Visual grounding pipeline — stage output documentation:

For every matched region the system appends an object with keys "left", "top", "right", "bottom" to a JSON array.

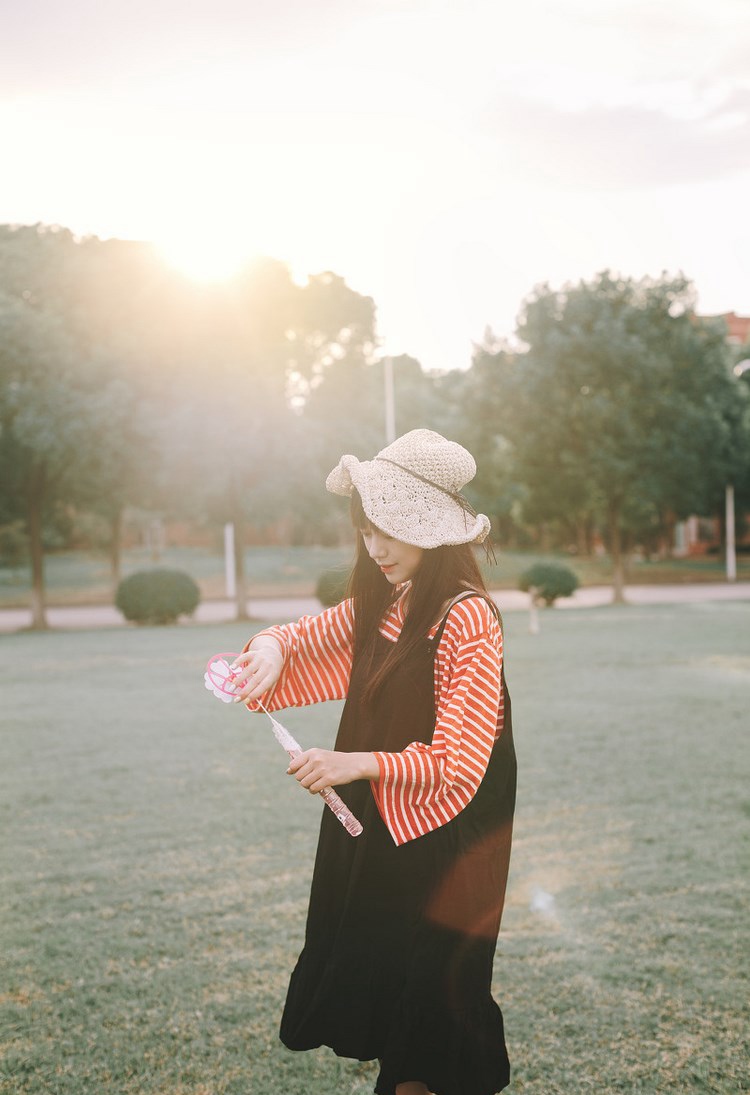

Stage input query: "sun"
[{"left": 157, "top": 233, "right": 255, "bottom": 283}]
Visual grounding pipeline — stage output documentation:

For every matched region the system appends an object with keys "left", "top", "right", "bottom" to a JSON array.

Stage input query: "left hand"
[{"left": 287, "top": 749, "right": 378, "bottom": 795}]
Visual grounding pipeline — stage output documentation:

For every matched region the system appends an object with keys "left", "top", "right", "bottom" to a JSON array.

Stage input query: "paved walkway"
[{"left": 2, "top": 582, "right": 749, "bottom": 632}]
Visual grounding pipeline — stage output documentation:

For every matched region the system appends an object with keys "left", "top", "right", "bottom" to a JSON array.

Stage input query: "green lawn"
[
  {"left": 1, "top": 544, "right": 748, "bottom": 609},
  {"left": 1, "top": 604, "right": 749, "bottom": 1093}
]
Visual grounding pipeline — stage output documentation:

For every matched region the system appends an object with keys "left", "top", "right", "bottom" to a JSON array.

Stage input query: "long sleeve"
[
  {"left": 371, "top": 596, "right": 504, "bottom": 845},
  {"left": 242, "top": 598, "right": 355, "bottom": 711}
]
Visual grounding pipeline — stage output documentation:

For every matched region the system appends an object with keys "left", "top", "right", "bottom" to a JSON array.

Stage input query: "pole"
[
  {"left": 384, "top": 356, "right": 396, "bottom": 444},
  {"left": 529, "top": 590, "right": 540, "bottom": 635},
  {"left": 224, "top": 522, "right": 237, "bottom": 598},
  {"left": 725, "top": 485, "right": 736, "bottom": 582},
  {"left": 726, "top": 362, "right": 750, "bottom": 581}
]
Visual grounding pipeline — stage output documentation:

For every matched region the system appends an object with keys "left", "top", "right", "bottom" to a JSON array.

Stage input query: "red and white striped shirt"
[{"left": 244, "top": 591, "right": 505, "bottom": 846}]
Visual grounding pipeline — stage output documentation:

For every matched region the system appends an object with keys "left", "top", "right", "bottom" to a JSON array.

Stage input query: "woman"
[{"left": 231, "top": 429, "right": 516, "bottom": 1095}]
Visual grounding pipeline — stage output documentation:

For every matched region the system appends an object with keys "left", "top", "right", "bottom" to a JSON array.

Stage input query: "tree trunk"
[
  {"left": 661, "top": 511, "right": 677, "bottom": 560},
  {"left": 608, "top": 503, "right": 627, "bottom": 604},
  {"left": 27, "top": 464, "right": 49, "bottom": 630},
  {"left": 148, "top": 518, "right": 164, "bottom": 562},
  {"left": 110, "top": 508, "right": 123, "bottom": 590},
  {"left": 233, "top": 504, "right": 249, "bottom": 622},
  {"left": 622, "top": 529, "right": 634, "bottom": 581}
]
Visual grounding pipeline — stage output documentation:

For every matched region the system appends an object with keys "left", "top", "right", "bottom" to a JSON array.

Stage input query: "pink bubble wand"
[{"left": 204, "top": 654, "right": 363, "bottom": 838}]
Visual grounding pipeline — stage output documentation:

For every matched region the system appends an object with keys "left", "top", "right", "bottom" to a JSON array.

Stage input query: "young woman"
[{"left": 231, "top": 429, "right": 517, "bottom": 1095}]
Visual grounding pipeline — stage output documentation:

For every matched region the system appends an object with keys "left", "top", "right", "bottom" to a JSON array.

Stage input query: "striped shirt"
[{"left": 245, "top": 591, "right": 505, "bottom": 846}]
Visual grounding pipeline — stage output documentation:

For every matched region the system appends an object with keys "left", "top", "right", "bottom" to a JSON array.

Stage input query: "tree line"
[{"left": 1, "top": 223, "right": 748, "bottom": 627}]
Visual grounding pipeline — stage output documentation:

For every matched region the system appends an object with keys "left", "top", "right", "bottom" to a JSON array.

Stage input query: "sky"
[{"left": 2, "top": 0, "right": 749, "bottom": 372}]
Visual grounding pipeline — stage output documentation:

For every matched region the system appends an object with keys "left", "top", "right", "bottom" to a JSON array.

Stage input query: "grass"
[
  {"left": 1, "top": 603, "right": 749, "bottom": 1093},
  {"left": 1, "top": 544, "right": 748, "bottom": 609}
]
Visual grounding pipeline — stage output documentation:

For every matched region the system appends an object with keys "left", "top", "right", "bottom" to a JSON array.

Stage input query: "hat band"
[{"left": 374, "top": 457, "right": 478, "bottom": 529}]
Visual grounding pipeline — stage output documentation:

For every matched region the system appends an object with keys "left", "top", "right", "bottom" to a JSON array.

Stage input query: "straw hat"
[{"left": 326, "top": 429, "right": 491, "bottom": 549}]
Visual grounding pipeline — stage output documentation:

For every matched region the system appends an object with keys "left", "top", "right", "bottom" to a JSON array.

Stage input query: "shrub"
[
  {"left": 519, "top": 562, "right": 579, "bottom": 606},
  {"left": 116, "top": 568, "right": 200, "bottom": 625},
  {"left": 316, "top": 566, "right": 350, "bottom": 607}
]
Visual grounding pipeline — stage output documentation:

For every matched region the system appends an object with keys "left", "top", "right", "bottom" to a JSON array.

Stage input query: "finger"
[
  {"left": 292, "top": 762, "right": 320, "bottom": 790},
  {"left": 287, "top": 753, "right": 306, "bottom": 774},
  {"left": 230, "top": 663, "right": 255, "bottom": 688},
  {"left": 243, "top": 674, "right": 275, "bottom": 701},
  {"left": 229, "top": 652, "right": 252, "bottom": 669},
  {"left": 300, "top": 774, "right": 324, "bottom": 794},
  {"left": 233, "top": 665, "right": 270, "bottom": 700},
  {"left": 243, "top": 654, "right": 268, "bottom": 678}
]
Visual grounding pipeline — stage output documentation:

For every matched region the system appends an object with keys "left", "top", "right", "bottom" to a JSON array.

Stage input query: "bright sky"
[{"left": 2, "top": 0, "right": 749, "bottom": 371}]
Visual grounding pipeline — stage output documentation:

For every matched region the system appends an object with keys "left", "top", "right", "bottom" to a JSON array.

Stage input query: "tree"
[
  {"left": 488, "top": 272, "right": 737, "bottom": 601},
  {"left": 159, "top": 262, "right": 379, "bottom": 616},
  {"left": 451, "top": 339, "right": 528, "bottom": 546},
  {"left": 0, "top": 292, "right": 126, "bottom": 627},
  {"left": 722, "top": 341, "right": 750, "bottom": 542},
  {"left": 0, "top": 226, "right": 165, "bottom": 617}
]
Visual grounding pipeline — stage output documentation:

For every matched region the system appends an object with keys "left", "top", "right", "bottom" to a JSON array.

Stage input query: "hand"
[
  {"left": 230, "top": 637, "right": 284, "bottom": 703},
  {"left": 287, "top": 749, "right": 379, "bottom": 795}
]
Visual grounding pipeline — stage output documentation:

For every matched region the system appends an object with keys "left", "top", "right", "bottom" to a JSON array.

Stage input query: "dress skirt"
[{"left": 280, "top": 606, "right": 516, "bottom": 1095}]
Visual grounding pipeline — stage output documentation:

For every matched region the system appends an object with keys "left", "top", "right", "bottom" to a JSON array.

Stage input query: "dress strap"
[
  {"left": 428, "top": 590, "right": 508, "bottom": 743},
  {"left": 429, "top": 589, "right": 503, "bottom": 650}
]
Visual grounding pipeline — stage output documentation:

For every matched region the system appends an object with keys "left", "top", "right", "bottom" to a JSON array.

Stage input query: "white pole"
[
  {"left": 224, "top": 522, "right": 237, "bottom": 598},
  {"left": 384, "top": 356, "right": 396, "bottom": 444},
  {"left": 726, "top": 362, "right": 750, "bottom": 581},
  {"left": 725, "top": 485, "right": 736, "bottom": 582},
  {"left": 529, "top": 591, "right": 540, "bottom": 635}
]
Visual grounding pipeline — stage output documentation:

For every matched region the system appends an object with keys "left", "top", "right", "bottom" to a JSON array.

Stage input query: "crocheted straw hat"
[{"left": 326, "top": 429, "right": 491, "bottom": 549}]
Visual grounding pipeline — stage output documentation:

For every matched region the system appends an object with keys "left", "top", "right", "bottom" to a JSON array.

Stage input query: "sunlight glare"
[{"left": 157, "top": 233, "right": 256, "bottom": 282}]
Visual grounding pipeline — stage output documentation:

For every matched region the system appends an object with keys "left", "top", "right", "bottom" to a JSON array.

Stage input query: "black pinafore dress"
[{"left": 280, "top": 595, "right": 517, "bottom": 1095}]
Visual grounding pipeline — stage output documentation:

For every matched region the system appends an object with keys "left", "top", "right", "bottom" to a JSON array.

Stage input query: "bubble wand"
[{"left": 204, "top": 654, "right": 363, "bottom": 838}]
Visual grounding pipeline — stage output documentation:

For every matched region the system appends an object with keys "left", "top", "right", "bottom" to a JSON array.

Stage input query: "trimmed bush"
[
  {"left": 315, "top": 566, "right": 350, "bottom": 607},
  {"left": 519, "top": 562, "right": 579, "bottom": 606},
  {"left": 116, "top": 568, "right": 200, "bottom": 625}
]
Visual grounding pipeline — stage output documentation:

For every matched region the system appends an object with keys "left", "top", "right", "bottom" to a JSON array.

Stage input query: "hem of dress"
[{"left": 281, "top": 1036, "right": 510, "bottom": 1095}]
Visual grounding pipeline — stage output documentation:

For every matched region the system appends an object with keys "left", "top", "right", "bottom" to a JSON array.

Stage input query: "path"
[{"left": 1, "top": 582, "right": 749, "bottom": 633}]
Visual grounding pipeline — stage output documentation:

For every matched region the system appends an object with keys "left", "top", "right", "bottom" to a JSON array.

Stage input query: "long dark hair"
[{"left": 347, "top": 490, "right": 489, "bottom": 705}]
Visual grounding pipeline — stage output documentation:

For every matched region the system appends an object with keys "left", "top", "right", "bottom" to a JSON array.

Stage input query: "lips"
[{"left": 380, "top": 564, "right": 395, "bottom": 573}]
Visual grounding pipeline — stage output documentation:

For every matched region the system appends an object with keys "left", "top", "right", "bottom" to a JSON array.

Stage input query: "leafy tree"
[
  {"left": 723, "top": 341, "right": 750, "bottom": 535},
  {"left": 285, "top": 271, "right": 377, "bottom": 404},
  {"left": 160, "top": 262, "right": 378, "bottom": 616},
  {"left": 452, "top": 340, "right": 529, "bottom": 546},
  {"left": 0, "top": 226, "right": 165, "bottom": 616},
  {"left": 489, "top": 272, "right": 738, "bottom": 601},
  {"left": 0, "top": 291, "right": 125, "bottom": 627},
  {"left": 296, "top": 351, "right": 450, "bottom": 544},
  {"left": 0, "top": 225, "right": 384, "bottom": 621}
]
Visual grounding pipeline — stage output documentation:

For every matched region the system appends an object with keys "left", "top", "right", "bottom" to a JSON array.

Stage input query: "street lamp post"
[
  {"left": 384, "top": 356, "right": 396, "bottom": 444},
  {"left": 725, "top": 485, "right": 736, "bottom": 581},
  {"left": 726, "top": 360, "right": 750, "bottom": 582}
]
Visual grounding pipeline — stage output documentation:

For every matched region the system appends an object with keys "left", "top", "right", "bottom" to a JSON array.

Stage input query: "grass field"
[
  {"left": 1, "top": 544, "right": 749, "bottom": 609},
  {"left": 1, "top": 602, "right": 749, "bottom": 1094}
]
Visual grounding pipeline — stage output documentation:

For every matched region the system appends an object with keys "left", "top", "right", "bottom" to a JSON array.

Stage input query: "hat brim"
[{"left": 326, "top": 454, "right": 490, "bottom": 548}]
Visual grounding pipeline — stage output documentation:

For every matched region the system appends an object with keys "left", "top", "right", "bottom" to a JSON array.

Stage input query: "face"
[{"left": 361, "top": 524, "right": 424, "bottom": 585}]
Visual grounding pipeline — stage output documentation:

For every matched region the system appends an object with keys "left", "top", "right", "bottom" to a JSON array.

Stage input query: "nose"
[{"left": 367, "top": 531, "right": 388, "bottom": 561}]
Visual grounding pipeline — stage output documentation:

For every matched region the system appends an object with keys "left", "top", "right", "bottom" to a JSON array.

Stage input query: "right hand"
[{"left": 230, "top": 637, "right": 284, "bottom": 703}]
